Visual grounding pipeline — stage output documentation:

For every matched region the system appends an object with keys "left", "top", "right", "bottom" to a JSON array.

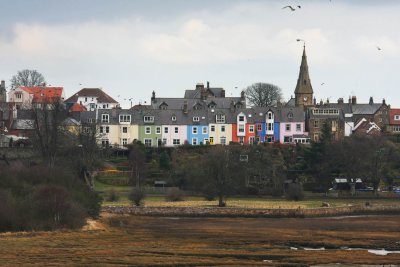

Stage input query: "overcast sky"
[{"left": 1, "top": 0, "right": 400, "bottom": 108}]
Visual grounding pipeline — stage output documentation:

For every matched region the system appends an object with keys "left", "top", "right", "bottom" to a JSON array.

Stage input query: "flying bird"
[
  {"left": 376, "top": 46, "right": 382, "bottom": 51},
  {"left": 297, "top": 5, "right": 301, "bottom": 8},
  {"left": 282, "top": 5, "right": 296, "bottom": 11},
  {"left": 321, "top": 83, "right": 325, "bottom": 85}
]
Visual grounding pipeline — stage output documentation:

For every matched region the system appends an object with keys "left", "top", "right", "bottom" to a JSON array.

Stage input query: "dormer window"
[
  {"left": 171, "top": 116, "right": 176, "bottom": 121},
  {"left": 119, "top": 114, "right": 131, "bottom": 123},
  {"left": 193, "top": 116, "right": 200, "bottom": 122},
  {"left": 267, "top": 112, "right": 273, "bottom": 120},
  {"left": 288, "top": 112, "right": 293, "bottom": 119},
  {"left": 238, "top": 115, "right": 245, "bottom": 122},
  {"left": 216, "top": 114, "right": 225, "bottom": 123},
  {"left": 144, "top": 116, "right": 154, "bottom": 123},
  {"left": 395, "top": 115, "right": 400, "bottom": 120},
  {"left": 101, "top": 114, "right": 109, "bottom": 123}
]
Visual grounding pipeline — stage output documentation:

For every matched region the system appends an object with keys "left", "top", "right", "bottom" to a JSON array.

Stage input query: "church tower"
[
  {"left": 0, "top": 80, "right": 6, "bottom": 103},
  {"left": 294, "top": 45, "right": 313, "bottom": 107}
]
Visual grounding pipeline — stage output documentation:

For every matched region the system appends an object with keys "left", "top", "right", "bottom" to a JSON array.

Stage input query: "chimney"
[
  {"left": 1, "top": 80, "right": 5, "bottom": 89},
  {"left": 369, "top": 96, "right": 373, "bottom": 105},
  {"left": 230, "top": 100, "right": 235, "bottom": 112},
  {"left": 382, "top": 98, "right": 386, "bottom": 105},
  {"left": 221, "top": 89, "right": 225, "bottom": 98},
  {"left": 351, "top": 96, "right": 357, "bottom": 104},
  {"left": 338, "top": 98, "right": 344, "bottom": 104},
  {"left": 183, "top": 100, "right": 188, "bottom": 114},
  {"left": 240, "top": 90, "right": 245, "bottom": 101},
  {"left": 320, "top": 99, "right": 323, "bottom": 106},
  {"left": 207, "top": 81, "right": 210, "bottom": 90},
  {"left": 151, "top": 90, "right": 156, "bottom": 103},
  {"left": 314, "top": 97, "right": 316, "bottom": 105},
  {"left": 326, "top": 98, "right": 329, "bottom": 104}
]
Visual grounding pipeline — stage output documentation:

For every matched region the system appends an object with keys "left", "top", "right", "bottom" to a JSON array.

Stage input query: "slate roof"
[
  {"left": 151, "top": 97, "right": 243, "bottom": 110},
  {"left": 64, "top": 88, "right": 118, "bottom": 104},
  {"left": 184, "top": 87, "right": 224, "bottom": 98},
  {"left": 351, "top": 103, "right": 382, "bottom": 115},
  {"left": 276, "top": 107, "right": 305, "bottom": 122}
]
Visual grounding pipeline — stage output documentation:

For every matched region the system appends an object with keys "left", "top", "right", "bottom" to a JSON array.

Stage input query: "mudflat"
[{"left": 0, "top": 213, "right": 399, "bottom": 266}]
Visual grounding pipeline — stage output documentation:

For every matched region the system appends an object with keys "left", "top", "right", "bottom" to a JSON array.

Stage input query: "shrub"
[
  {"left": 107, "top": 188, "right": 120, "bottom": 202},
  {"left": 285, "top": 184, "right": 305, "bottom": 201},
  {"left": 165, "top": 187, "right": 185, "bottom": 202},
  {"left": 129, "top": 188, "right": 146, "bottom": 206}
]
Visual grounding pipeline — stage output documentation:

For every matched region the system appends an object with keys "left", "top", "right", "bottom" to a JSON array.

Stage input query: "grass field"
[{"left": 0, "top": 213, "right": 399, "bottom": 266}]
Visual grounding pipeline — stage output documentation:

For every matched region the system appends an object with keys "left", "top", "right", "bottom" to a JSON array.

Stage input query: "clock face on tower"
[{"left": 303, "top": 96, "right": 308, "bottom": 102}]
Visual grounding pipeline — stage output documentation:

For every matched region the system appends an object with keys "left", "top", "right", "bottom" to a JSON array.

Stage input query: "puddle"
[{"left": 291, "top": 246, "right": 400, "bottom": 256}]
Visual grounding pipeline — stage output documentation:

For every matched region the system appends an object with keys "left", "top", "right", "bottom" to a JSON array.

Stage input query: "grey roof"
[
  {"left": 351, "top": 104, "right": 382, "bottom": 115},
  {"left": 285, "top": 97, "right": 296, "bottom": 107},
  {"left": 151, "top": 97, "right": 243, "bottom": 110},
  {"left": 207, "top": 108, "right": 237, "bottom": 124},
  {"left": 69, "top": 111, "right": 96, "bottom": 123},
  {"left": 184, "top": 87, "right": 225, "bottom": 98},
  {"left": 0, "top": 103, "right": 11, "bottom": 120},
  {"left": 276, "top": 107, "right": 305, "bottom": 122}
]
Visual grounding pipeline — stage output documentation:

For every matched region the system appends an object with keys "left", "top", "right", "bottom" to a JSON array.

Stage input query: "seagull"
[
  {"left": 282, "top": 5, "right": 296, "bottom": 11},
  {"left": 376, "top": 46, "right": 382, "bottom": 51},
  {"left": 321, "top": 83, "right": 325, "bottom": 85},
  {"left": 297, "top": 5, "right": 301, "bottom": 8}
]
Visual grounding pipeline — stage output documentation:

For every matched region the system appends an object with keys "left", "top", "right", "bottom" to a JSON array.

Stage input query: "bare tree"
[
  {"left": 10, "top": 69, "right": 46, "bottom": 89},
  {"left": 128, "top": 140, "right": 146, "bottom": 187},
  {"left": 245, "top": 83, "right": 283, "bottom": 107}
]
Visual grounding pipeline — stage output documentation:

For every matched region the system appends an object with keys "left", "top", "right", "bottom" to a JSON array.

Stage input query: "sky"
[{"left": 1, "top": 0, "right": 400, "bottom": 108}]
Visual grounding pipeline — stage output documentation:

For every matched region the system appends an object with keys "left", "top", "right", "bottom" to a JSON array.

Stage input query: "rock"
[{"left": 321, "top": 202, "right": 330, "bottom": 207}]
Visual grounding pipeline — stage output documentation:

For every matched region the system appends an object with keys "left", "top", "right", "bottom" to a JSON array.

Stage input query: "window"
[
  {"left": 100, "top": 126, "right": 109, "bottom": 133},
  {"left": 122, "top": 138, "right": 128, "bottom": 145},
  {"left": 211, "top": 125, "right": 215, "bottom": 132},
  {"left": 122, "top": 127, "right": 128, "bottom": 133},
  {"left": 202, "top": 127, "right": 208, "bottom": 134},
  {"left": 221, "top": 125, "right": 225, "bottom": 132},
  {"left": 284, "top": 136, "right": 292, "bottom": 143},
  {"left": 172, "top": 116, "right": 176, "bottom": 121},
  {"left": 267, "top": 123, "right": 273, "bottom": 131},
  {"left": 173, "top": 139, "right": 180, "bottom": 145},
  {"left": 216, "top": 114, "right": 225, "bottom": 123},
  {"left": 164, "top": 127, "right": 168, "bottom": 133},
  {"left": 144, "top": 116, "right": 154, "bottom": 123},
  {"left": 101, "top": 139, "right": 109, "bottom": 147},
  {"left": 16, "top": 93, "right": 22, "bottom": 99},
  {"left": 239, "top": 136, "right": 244, "bottom": 145},
  {"left": 162, "top": 138, "right": 167, "bottom": 145},
  {"left": 296, "top": 124, "right": 301, "bottom": 132},
  {"left": 156, "top": 127, "right": 161, "bottom": 134},
  {"left": 119, "top": 115, "right": 131, "bottom": 123},
  {"left": 267, "top": 112, "right": 273, "bottom": 120},
  {"left": 249, "top": 136, "right": 255, "bottom": 144},
  {"left": 144, "top": 138, "right": 152, "bottom": 147},
  {"left": 285, "top": 124, "right": 291, "bottom": 131},
  {"left": 238, "top": 115, "right": 245, "bottom": 122},
  {"left": 249, "top": 125, "right": 254, "bottom": 133},
  {"left": 192, "top": 127, "right": 198, "bottom": 134},
  {"left": 174, "top": 127, "right": 179, "bottom": 133},
  {"left": 314, "top": 120, "right": 319, "bottom": 128},
  {"left": 395, "top": 115, "right": 400, "bottom": 120},
  {"left": 101, "top": 114, "right": 109, "bottom": 123},
  {"left": 103, "top": 104, "right": 106, "bottom": 109},
  {"left": 393, "top": 125, "right": 400, "bottom": 132},
  {"left": 192, "top": 138, "right": 198, "bottom": 145},
  {"left": 87, "top": 118, "right": 94, "bottom": 123},
  {"left": 193, "top": 116, "right": 200, "bottom": 122},
  {"left": 257, "top": 124, "right": 262, "bottom": 131},
  {"left": 85, "top": 97, "right": 87, "bottom": 102},
  {"left": 83, "top": 127, "right": 91, "bottom": 134},
  {"left": 209, "top": 137, "right": 214, "bottom": 144},
  {"left": 238, "top": 125, "right": 245, "bottom": 133},
  {"left": 204, "top": 138, "right": 209, "bottom": 144},
  {"left": 288, "top": 113, "right": 293, "bottom": 119},
  {"left": 220, "top": 137, "right": 226, "bottom": 145},
  {"left": 313, "top": 134, "right": 319, "bottom": 142},
  {"left": 266, "top": 136, "right": 274, "bottom": 143},
  {"left": 145, "top": 126, "right": 151, "bottom": 134}
]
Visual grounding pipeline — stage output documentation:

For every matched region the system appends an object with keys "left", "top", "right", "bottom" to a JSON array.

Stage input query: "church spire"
[{"left": 294, "top": 45, "right": 313, "bottom": 106}]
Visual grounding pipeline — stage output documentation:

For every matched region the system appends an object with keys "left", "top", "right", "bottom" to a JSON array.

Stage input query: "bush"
[
  {"left": 165, "top": 187, "right": 185, "bottom": 202},
  {"left": 129, "top": 188, "right": 146, "bottom": 206},
  {"left": 285, "top": 184, "right": 305, "bottom": 201},
  {"left": 107, "top": 188, "right": 120, "bottom": 202}
]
